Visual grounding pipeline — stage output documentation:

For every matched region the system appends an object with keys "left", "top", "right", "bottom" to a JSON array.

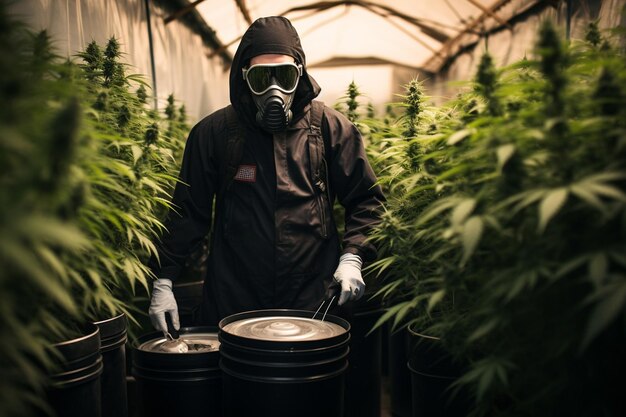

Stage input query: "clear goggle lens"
[{"left": 243, "top": 62, "right": 302, "bottom": 95}]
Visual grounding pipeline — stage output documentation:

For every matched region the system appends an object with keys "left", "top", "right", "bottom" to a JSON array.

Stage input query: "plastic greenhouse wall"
[
  {"left": 430, "top": 0, "right": 626, "bottom": 100},
  {"left": 8, "top": 0, "right": 230, "bottom": 122}
]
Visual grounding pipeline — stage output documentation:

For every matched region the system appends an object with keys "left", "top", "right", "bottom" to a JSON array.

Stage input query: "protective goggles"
[{"left": 242, "top": 62, "right": 303, "bottom": 95}]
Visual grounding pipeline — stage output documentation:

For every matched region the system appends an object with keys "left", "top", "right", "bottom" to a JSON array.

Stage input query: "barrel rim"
[
  {"left": 53, "top": 323, "right": 100, "bottom": 349},
  {"left": 218, "top": 344, "right": 350, "bottom": 368},
  {"left": 407, "top": 360, "right": 458, "bottom": 380},
  {"left": 50, "top": 356, "right": 104, "bottom": 388},
  {"left": 218, "top": 309, "right": 351, "bottom": 348},
  {"left": 220, "top": 360, "right": 349, "bottom": 384},
  {"left": 93, "top": 311, "right": 126, "bottom": 327}
]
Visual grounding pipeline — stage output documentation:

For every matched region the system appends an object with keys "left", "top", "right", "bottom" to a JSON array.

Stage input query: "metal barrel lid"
[
  {"left": 221, "top": 315, "right": 347, "bottom": 342},
  {"left": 137, "top": 332, "right": 220, "bottom": 354}
]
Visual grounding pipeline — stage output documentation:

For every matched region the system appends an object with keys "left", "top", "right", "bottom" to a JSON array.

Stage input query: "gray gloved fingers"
[
  {"left": 169, "top": 308, "right": 181, "bottom": 331},
  {"left": 338, "top": 283, "right": 365, "bottom": 305},
  {"left": 149, "top": 278, "right": 179, "bottom": 332},
  {"left": 334, "top": 253, "right": 365, "bottom": 305},
  {"left": 338, "top": 279, "right": 351, "bottom": 306},
  {"left": 150, "top": 311, "right": 168, "bottom": 333},
  {"left": 354, "top": 281, "right": 365, "bottom": 301}
]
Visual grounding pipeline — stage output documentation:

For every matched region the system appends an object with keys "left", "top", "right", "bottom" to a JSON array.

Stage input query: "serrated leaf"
[
  {"left": 123, "top": 258, "right": 136, "bottom": 289},
  {"left": 509, "top": 189, "right": 546, "bottom": 213},
  {"left": 20, "top": 217, "right": 90, "bottom": 250},
  {"left": 86, "top": 268, "right": 102, "bottom": 287},
  {"left": 34, "top": 245, "right": 68, "bottom": 284},
  {"left": 393, "top": 300, "right": 417, "bottom": 329},
  {"left": 554, "top": 255, "right": 588, "bottom": 280},
  {"left": 371, "top": 280, "right": 402, "bottom": 300},
  {"left": 581, "top": 281, "right": 626, "bottom": 351},
  {"left": 140, "top": 177, "right": 167, "bottom": 194},
  {"left": 447, "top": 128, "right": 472, "bottom": 145},
  {"left": 427, "top": 289, "right": 446, "bottom": 313},
  {"left": 570, "top": 183, "right": 606, "bottom": 212},
  {"left": 451, "top": 199, "right": 476, "bottom": 227},
  {"left": 584, "top": 183, "right": 626, "bottom": 202},
  {"left": 496, "top": 144, "right": 516, "bottom": 171},
  {"left": 461, "top": 216, "right": 483, "bottom": 265},
  {"left": 468, "top": 319, "right": 499, "bottom": 342},
  {"left": 369, "top": 255, "right": 398, "bottom": 278},
  {"left": 538, "top": 188, "right": 568, "bottom": 233},
  {"left": 134, "top": 230, "right": 159, "bottom": 257},
  {"left": 133, "top": 262, "right": 151, "bottom": 293},
  {"left": 581, "top": 171, "right": 626, "bottom": 183},
  {"left": 417, "top": 198, "right": 461, "bottom": 226},
  {"left": 454, "top": 359, "right": 511, "bottom": 401},
  {"left": 0, "top": 240, "right": 77, "bottom": 314},
  {"left": 370, "top": 301, "right": 414, "bottom": 333},
  {"left": 609, "top": 250, "right": 626, "bottom": 268},
  {"left": 131, "top": 145, "right": 143, "bottom": 164},
  {"left": 588, "top": 253, "right": 608, "bottom": 287}
]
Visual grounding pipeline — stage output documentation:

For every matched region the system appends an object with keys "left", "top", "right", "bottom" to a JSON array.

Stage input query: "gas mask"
[{"left": 243, "top": 62, "right": 303, "bottom": 132}]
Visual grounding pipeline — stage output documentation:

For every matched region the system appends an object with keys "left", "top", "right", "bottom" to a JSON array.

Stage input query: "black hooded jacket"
[{"left": 150, "top": 16, "right": 385, "bottom": 324}]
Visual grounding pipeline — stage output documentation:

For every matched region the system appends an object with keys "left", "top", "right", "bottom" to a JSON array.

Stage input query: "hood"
[{"left": 229, "top": 16, "right": 321, "bottom": 128}]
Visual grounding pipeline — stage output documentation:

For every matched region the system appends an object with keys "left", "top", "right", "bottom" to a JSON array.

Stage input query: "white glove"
[
  {"left": 333, "top": 253, "right": 365, "bottom": 305},
  {"left": 149, "top": 278, "right": 180, "bottom": 332}
]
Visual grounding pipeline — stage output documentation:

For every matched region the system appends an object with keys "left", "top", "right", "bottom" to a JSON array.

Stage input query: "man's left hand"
[{"left": 333, "top": 253, "right": 365, "bottom": 305}]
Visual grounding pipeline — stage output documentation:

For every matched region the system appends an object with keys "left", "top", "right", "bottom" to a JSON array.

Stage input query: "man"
[{"left": 149, "top": 16, "right": 384, "bottom": 332}]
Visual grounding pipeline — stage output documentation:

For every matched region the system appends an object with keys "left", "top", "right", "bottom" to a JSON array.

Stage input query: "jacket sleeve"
[
  {"left": 148, "top": 118, "right": 217, "bottom": 281},
  {"left": 323, "top": 107, "right": 386, "bottom": 263}
]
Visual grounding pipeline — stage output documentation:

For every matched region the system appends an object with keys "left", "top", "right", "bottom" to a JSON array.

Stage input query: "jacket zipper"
[
  {"left": 315, "top": 160, "right": 329, "bottom": 239},
  {"left": 316, "top": 192, "right": 328, "bottom": 239}
]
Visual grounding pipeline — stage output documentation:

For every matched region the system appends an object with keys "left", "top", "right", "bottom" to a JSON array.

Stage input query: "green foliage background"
[
  {"left": 2, "top": 4, "right": 625, "bottom": 416},
  {"left": 358, "top": 21, "right": 626, "bottom": 417},
  {"left": 0, "top": 6, "right": 186, "bottom": 416}
]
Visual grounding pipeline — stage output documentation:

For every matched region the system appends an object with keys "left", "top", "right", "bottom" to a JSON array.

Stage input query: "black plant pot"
[
  {"left": 389, "top": 324, "right": 412, "bottom": 417},
  {"left": 132, "top": 326, "right": 221, "bottom": 417},
  {"left": 344, "top": 294, "right": 384, "bottom": 417},
  {"left": 45, "top": 323, "right": 103, "bottom": 417},
  {"left": 94, "top": 313, "right": 128, "bottom": 417},
  {"left": 219, "top": 309, "right": 350, "bottom": 417},
  {"left": 407, "top": 327, "right": 469, "bottom": 417}
]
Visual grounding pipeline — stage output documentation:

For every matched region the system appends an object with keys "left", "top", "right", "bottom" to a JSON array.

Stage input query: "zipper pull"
[{"left": 315, "top": 179, "right": 326, "bottom": 193}]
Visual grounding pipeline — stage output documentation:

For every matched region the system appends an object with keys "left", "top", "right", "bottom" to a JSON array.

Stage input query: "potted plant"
[
  {"left": 368, "top": 20, "right": 626, "bottom": 417},
  {"left": 0, "top": 8, "right": 186, "bottom": 416}
]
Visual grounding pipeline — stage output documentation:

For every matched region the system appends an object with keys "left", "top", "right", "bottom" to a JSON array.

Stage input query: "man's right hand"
[{"left": 149, "top": 278, "right": 180, "bottom": 332}]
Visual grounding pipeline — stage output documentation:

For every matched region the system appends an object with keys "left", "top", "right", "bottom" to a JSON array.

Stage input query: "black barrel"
[
  {"left": 344, "top": 295, "right": 384, "bottom": 417},
  {"left": 219, "top": 309, "right": 351, "bottom": 417},
  {"left": 132, "top": 326, "right": 221, "bottom": 417},
  {"left": 389, "top": 324, "right": 412, "bottom": 417},
  {"left": 94, "top": 313, "right": 128, "bottom": 417},
  {"left": 407, "top": 327, "right": 469, "bottom": 417},
  {"left": 46, "top": 323, "right": 103, "bottom": 417}
]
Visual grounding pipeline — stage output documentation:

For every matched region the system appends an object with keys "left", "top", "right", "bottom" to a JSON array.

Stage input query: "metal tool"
[{"left": 312, "top": 281, "right": 340, "bottom": 322}]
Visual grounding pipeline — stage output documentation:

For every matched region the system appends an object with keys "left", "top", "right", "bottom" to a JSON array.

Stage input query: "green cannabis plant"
[
  {"left": 368, "top": 21, "right": 626, "bottom": 417},
  {"left": 0, "top": 8, "right": 186, "bottom": 416}
]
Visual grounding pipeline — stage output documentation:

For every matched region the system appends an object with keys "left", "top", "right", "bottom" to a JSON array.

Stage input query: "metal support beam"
[
  {"left": 210, "top": 0, "right": 455, "bottom": 60},
  {"left": 164, "top": 0, "right": 207, "bottom": 25},
  {"left": 281, "top": 1, "right": 453, "bottom": 43},
  {"left": 422, "top": 0, "right": 514, "bottom": 72},
  {"left": 235, "top": 0, "right": 253, "bottom": 25},
  {"left": 144, "top": 0, "right": 158, "bottom": 110},
  {"left": 466, "top": 0, "right": 511, "bottom": 28}
]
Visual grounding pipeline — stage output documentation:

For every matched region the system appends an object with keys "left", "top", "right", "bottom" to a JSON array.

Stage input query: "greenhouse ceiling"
[{"left": 163, "top": 0, "right": 520, "bottom": 72}]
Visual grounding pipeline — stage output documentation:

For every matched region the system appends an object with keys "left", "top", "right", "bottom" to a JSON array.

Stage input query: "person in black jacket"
[{"left": 148, "top": 16, "right": 385, "bottom": 331}]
